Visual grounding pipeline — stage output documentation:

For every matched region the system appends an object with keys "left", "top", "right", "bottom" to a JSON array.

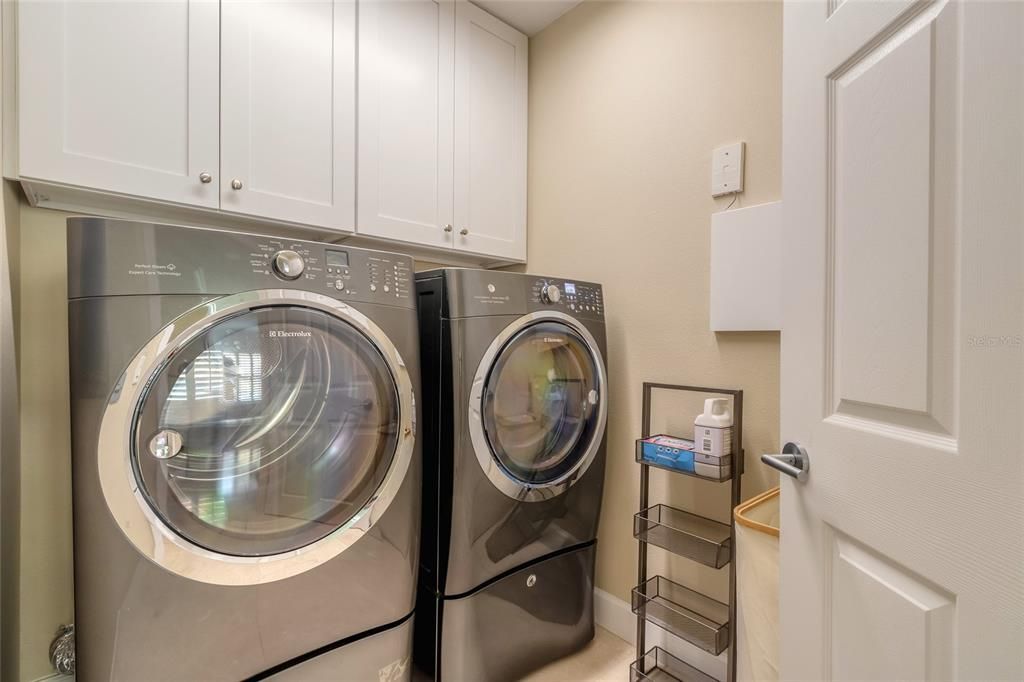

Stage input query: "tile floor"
[
  {"left": 411, "top": 626, "right": 634, "bottom": 681},
  {"left": 520, "top": 627, "right": 634, "bottom": 682}
]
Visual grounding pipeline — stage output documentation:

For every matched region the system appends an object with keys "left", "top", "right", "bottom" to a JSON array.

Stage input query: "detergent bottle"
[{"left": 694, "top": 398, "right": 733, "bottom": 458}]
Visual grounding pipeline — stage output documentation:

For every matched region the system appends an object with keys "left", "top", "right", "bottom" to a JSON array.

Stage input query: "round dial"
[
  {"left": 272, "top": 250, "right": 305, "bottom": 280},
  {"left": 541, "top": 283, "right": 561, "bottom": 304}
]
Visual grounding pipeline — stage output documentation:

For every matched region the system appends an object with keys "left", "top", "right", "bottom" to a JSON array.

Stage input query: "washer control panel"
[
  {"left": 530, "top": 278, "right": 604, "bottom": 318},
  {"left": 540, "top": 283, "right": 561, "bottom": 304},
  {"left": 419, "top": 269, "right": 604, "bottom": 320}
]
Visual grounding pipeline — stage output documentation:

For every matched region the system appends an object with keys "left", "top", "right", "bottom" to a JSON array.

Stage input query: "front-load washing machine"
[
  {"left": 413, "top": 269, "right": 608, "bottom": 681},
  {"left": 67, "top": 217, "right": 420, "bottom": 681}
]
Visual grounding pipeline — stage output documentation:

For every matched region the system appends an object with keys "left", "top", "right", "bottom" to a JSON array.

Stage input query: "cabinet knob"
[
  {"left": 460, "top": 227, "right": 469, "bottom": 236},
  {"left": 199, "top": 172, "right": 213, "bottom": 184},
  {"left": 443, "top": 224, "right": 453, "bottom": 233},
  {"left": 230, "top": 179, "right": 243, "bottom": 190}
]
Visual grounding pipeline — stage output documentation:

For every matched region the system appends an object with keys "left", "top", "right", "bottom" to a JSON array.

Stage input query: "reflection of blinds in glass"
[
  {"left": 166, "top": 349, "right": 262, "bottom": 403},
  {"left": 194, "top": 350, "right": 224, "bottom": 400},
  {"left": 231, "top": 352, "right": 263, "bottom": 402}
]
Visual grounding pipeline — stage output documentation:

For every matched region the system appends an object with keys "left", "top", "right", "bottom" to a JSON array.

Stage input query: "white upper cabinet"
[
  {"left": 453, "top": 2, "right": 527, "bottom": 261},
  {"left": 357, "top": 0, "right": 527, "bottom": 261},
  {"left": 220, "top": 0, "right": 356, "bottom": 231},
  {"left": 358, "top": 0, "right": 455, "bottom": 249},
  {"left": 17, "top": 0, "right": 220, "bottom": 208},
  {"left": 11, "top": 0, "right": 525, "bottom": 260}
]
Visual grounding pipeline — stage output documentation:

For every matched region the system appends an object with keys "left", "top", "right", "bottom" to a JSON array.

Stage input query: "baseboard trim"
[
  {"left": 31, "top": 674, "right": 73, "bottom": 682},
  {"left": 594, "top": 587, "right": 637, "bottom": 645},
  {"left": 594, "top": 588, "right": 728, "bottom": 680}
]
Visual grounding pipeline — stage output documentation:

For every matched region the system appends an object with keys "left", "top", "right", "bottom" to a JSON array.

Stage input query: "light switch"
[{"left": 711, "top": 142, "right": 745, "bottom": 197}]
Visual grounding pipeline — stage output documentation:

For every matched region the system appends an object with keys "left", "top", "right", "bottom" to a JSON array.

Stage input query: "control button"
[
  {"left": 541, "top": 283, "right": 561, "bottom": 304},
  {"left": 383, "top": 285, "right": 390, "bottom": 293},
  {"left": 370, "top": 284, "right": 377, "bottom": 292},
  {"left": 272, "top": 250, "right": 305, "bottom": 280},
  {"left": 334, "top": 279, "right": 344, "bottom": 291}
]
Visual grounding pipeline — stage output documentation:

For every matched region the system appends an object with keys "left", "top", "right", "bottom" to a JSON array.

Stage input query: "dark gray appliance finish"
[
  {"left": 67, "top": 216, "right": 415, "bottom": 304},
  {"left": 430, "top": 545, "right": 595, "bottom": 682},
  {"left": 414, "top": 268, "right": 608, "bottom": 681},
  {"left": 67, "top": 218, "right": 421, "bottom": 681}
]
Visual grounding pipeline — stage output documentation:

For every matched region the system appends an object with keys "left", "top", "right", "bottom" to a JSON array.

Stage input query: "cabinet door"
[
  {"left": 18, "top": 0, "right": 219, "bottom": 208},
  {"left": 358, "top": 0, "right": 455, "bottom": 248},
  {"left": 453, "top": 2, "right": 527, "bottom": 261},
  {"left": 221, "top": 0, "right": 356, "bottom": 231}
]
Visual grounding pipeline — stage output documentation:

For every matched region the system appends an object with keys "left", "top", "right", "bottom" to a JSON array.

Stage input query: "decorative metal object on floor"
[{"left": 49, "top": 623, "right": 75, "bottom": 675}]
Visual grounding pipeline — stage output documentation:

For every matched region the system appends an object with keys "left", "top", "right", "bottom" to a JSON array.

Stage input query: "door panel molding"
[{"left": 824, "top": 0, "right": 959, "bottom": 444}]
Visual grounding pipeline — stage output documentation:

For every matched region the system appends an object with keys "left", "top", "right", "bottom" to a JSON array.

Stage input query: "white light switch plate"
[{"left": 711, "top": 142, "right": 745, "bottom": 197}]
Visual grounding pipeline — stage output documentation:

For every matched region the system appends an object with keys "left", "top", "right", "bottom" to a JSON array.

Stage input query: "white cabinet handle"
[
  {"left": 460, "top": 227, "right": 469, "bottom": 236},
  {"left": 199, "top": 172, "right": 213, "bottom": 184},
  {"left": 230, "top": 179, "right": 243, "bottom": 190},
  {"left": 443, "top": 224, "right": 453, "bottom": 233}
]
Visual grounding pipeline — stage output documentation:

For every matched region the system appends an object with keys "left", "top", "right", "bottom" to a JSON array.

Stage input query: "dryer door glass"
[
  {"left": 131, "top": 306, "right": 400, "bottom": 557},
  {"left": 482, "top": 321, "right": 601, "bottom": 485}
]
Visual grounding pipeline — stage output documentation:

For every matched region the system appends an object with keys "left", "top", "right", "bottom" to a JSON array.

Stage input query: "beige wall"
[
  {"left": 1, "top": 179, "right": 23, "bottom": 682},
  {"left": 6, "top": 199, "right": 74, "bottom": 682},
  {"left": 527, "top": 0, "right": 782, "bottom": 603}
]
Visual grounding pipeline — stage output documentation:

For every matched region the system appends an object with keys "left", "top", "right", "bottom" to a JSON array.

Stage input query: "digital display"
[
  {"left": 326, "top": 250, "right": 349, "bottom": 268},
  {"left": 564, "top": 282, "right": 577, "bottom": 295}
]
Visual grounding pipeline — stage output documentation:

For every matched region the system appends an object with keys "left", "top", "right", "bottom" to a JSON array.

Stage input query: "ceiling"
[{"left": 472, "top": 0, "right": 584, "bottom": 36}]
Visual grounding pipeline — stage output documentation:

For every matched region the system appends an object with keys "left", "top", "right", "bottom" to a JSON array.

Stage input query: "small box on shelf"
[
  {"left": 636, "top": 435, "right": 696, "bottom": 473},
  {"left": 636, "top": 436, "right": 734, "bottom": 482}
]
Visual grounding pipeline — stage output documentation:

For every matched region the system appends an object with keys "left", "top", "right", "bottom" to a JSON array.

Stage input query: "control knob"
[
  {"left": 541, "top": 283, "right": 561, "bottom": 304},
  {"left": 272, "top": 250, "right": 305, "bottom": 280}
]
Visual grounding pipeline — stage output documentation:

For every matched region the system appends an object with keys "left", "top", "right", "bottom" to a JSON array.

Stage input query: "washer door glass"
[
  {"left": 482, "top": 321, "right": 601, "bottom": 485},
  {"left": 132, "top": 306, "right": 400, "bottom": 557}
]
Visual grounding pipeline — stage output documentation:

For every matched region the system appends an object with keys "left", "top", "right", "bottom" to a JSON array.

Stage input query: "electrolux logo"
[{"left": 268, "top": 330, "right": 312, "bottom": 338}]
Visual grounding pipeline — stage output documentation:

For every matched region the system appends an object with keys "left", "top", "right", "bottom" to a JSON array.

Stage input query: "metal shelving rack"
[{"left": 630, "top": 382, "right": 743, "bottom": 682}]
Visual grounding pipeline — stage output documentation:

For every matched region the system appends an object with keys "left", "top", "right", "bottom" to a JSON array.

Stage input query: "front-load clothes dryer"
[
  {"left": 66, "top": 217, "right": 421, "bottom": 681},
  {"left": 413, "top": 269, "right": 608, "bottom": 681}
]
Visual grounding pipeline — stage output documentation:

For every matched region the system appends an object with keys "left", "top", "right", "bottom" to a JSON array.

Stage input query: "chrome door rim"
[
  {"left": 96, "top": 289, "right": 416, "bottom": 586},
  {"left": 468, "top": 311, "right": 607, "bottom": 502}
]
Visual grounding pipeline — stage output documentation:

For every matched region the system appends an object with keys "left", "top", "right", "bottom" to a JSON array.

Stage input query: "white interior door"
[
  {"left": 780, "top": 0, "right": 1023, "bottom": 679},
  {"left": 358, "top": 0, "right": 455, "bottom": 249},
  {"left": 453, "top": 1, "right": 527, "bottom": 261},
  {"left": 17, "top": 0, "right": 219, "bottom": 207},
  {"left": 221, "top": 0, "right": 356, "bottom": 231}
]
